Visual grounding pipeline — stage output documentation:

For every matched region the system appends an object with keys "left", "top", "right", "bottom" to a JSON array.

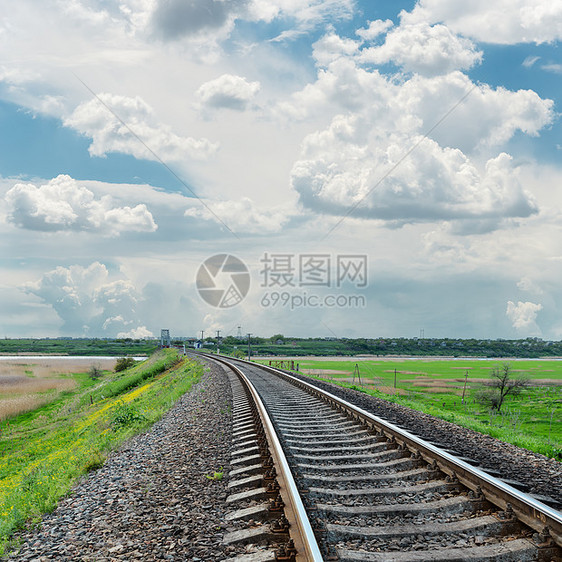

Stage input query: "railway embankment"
[{"left": 5, "top": 361, "right": 233, "bottom": 561}]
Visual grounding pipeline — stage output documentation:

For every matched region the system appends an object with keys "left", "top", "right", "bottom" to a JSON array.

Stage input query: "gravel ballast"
[
  {"left": 7, "top": 360, "right": 232, "bottom": 561},
  {"left": 287, "top": 371, "right": 562, "bottom": 506}
]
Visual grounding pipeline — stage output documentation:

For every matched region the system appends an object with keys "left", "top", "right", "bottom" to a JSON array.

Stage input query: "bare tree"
[
  {"left": 88, "top": 364, "right": 103, "bottom": 380},
  {"left": 478, "top": 363, "right": 528, "bottom": 413}
]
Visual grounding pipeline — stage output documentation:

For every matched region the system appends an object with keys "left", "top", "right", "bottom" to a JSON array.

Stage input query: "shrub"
[
  {"left": 111, "top": 401, "right": 147, "bottom": 428},
  {"left": 115, "top": 357, "right": 136, "bottom": 372},
  {"left": 88, "top": 365, "right": 103, "bottom": 380}
]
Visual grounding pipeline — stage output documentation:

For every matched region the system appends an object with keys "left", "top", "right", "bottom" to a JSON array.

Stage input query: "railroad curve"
[{"left": 204, "top": 354, "right": 562, "bottom": 562}]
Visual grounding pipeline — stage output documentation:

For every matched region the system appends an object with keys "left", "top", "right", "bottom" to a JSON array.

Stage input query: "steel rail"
[
  {"left": 222, "top": 354, "right": 562, "bottom": 550},
  {"left": 204, "top": 353, "right": 323, "bottom": 562}
]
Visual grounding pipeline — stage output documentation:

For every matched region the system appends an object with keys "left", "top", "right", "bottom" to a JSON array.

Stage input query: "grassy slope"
[
  {"left": 291, "top": 358, "right": 562, "bottom": 460},
  {"left": 0, "top": 350, "right": 202, "bottom": 555}
]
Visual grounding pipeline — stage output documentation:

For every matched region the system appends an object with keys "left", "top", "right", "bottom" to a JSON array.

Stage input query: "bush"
[
  {"left": 115, "top": 357, "right": 136, "bottom": 372},
  {"left": 88, "top": 365, "right": 103, "bottom": 380},
  {"left": 111, "top": 401, "right": 147, "bottom": 428}
]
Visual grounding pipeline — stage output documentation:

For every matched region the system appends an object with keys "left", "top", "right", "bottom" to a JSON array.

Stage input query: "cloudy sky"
[{"left": 1, "top": 0, "right": 561, "bottom": 340}]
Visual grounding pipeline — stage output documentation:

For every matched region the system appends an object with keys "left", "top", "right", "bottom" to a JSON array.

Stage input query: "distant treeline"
[
  {"left": 205, "top": 335, "right": 562, "bottom": 358},
  {"left": 0, "top": 338, "right": 158, "bottom": 356},
  {"left": 2, "top": 336, "right": 561, "bottom": 358}
]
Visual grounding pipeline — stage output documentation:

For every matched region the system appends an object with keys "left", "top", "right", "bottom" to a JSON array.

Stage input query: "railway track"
[{"left": 201, "top": 353, "right": 562, "bottom": 562}]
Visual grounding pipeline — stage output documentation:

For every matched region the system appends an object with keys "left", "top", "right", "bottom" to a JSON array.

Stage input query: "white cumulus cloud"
[
  {"left": 506, "top": 300, "right": 543, "bottom": 333},
  {"left": 278, "top": 57, "right": 553, "bottom": 155},
  {"left": 195, "top": 74, "right": 261, "bottom": 114},
  {"left": 23, "top": 262, "right": 109, "bottom": 334},
  {"left": 292, "top": 115, "right": 537, "bottom": 226},
  {"left": 404, "top": 0, "right": 562, "bottom": 44},
  {"left": 356, "top": 19, "right": 394, "bottom": 41},
  {"left": 400, "top": 72, "right": 554, "bottom": 153},
  {"left": 280, "top": 55, "right": 552, "bottom": 230},
  {"left": 277, "top": 58, "right": 394, "bottom": 120},
  {"left": 64, "top": 93, "right": 218, "bottom": 161},
  {"left": 24, "top": 262, "right": 149, "bottom": 336},
  {"left": 117, "top": 325, "right": 154, "bottom": 339},
  {"left": 312, "top": 32, "right": 360, "bottom": 66},
  {"left": 360, "top": 22, "right": 482, "bottom": 76},
  {"left": 5, "top": 175, "right": 158, "bottom": 235}
]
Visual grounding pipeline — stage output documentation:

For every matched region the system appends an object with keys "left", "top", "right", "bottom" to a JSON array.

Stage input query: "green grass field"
[
  {"left": 291, "top": 358, "right": 562, "bottom": 460},
  {"left": 0, "top": 350, "right": 203, "bottom": 556}
]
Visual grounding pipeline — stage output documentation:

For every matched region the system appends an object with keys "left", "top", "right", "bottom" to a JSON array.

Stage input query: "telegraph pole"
[
  {"left": 462, "top": 370, "right": 469, "bottom": 404},
  {"left": 216, "top": 330, "right": 221, "bottom": 355},
  {"left": 247, "top": 333, "right": 252, "bottom": 361},
  {"left": 353, "top": 363, "right": 361, "bottom": 386}
]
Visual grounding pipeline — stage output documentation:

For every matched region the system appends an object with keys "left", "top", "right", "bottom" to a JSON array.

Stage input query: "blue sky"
[
  {"left": 1, "top": 0, "right": 561, "bottom": 340},
  {"left": 0, "top": 101, "right": 179, "bottom": 188}
]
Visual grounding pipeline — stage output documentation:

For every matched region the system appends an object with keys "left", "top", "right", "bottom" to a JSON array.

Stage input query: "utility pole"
[
  {"left": 462, "top": 370, "right": 469, "bottom": 404},
  {"left": 247, "top": 333, "right": 252, "bottom": 361},
  {"left": 216, "top": 330, "right": 221, "bottom": 355},
  {"left": 353, "top": 363, "right": 361, "bottom": 386},
  {"left": 394, "top": 368, "right": 397, "bottom": 389}
]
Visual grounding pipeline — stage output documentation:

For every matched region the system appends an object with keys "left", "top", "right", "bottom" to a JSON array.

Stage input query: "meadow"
[
  {"left": 0, "top": 357, "right": 118, "bottom": 421},
  {"left": 0, "top": 350, "right": 202, "bottom": 555},
  {"left": 276, "top": 357, "right": 562, "bottom": 460}
]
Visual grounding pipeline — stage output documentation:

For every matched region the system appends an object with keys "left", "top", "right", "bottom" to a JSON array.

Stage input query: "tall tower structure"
[{"left": 160, "top": 329, "right": 170, "bottom": 348}]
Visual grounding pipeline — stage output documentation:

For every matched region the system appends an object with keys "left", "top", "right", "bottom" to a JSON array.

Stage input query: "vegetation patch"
[
  {"left": 296, "top": 358, "right": 562, "bottom": 461},
  {"left": 111, "top": 401, "right": 147, "bottom": 428},
  {"left": 0, "top": 349, "right": 202, "bottom": 556},
  {"left": 0, "top": 372, "right": 79, "bottom": 422},
  {"left": 205, "top": 468, "right": 224, "bottom": 481},
  {"left": 114, "top": 357, "right": 136, "bottom": 372}
]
